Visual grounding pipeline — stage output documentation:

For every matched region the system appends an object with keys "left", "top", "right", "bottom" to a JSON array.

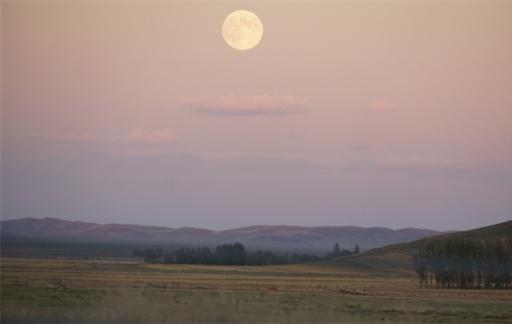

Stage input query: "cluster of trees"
[
  {"left": 169, "top": 243, "right": 248, "bottom": 265},
  {"left": 133, "top": 242, "right": 360, "bottom": 266},
  {"left": 413, "top": 239, "right": 512, "bottom": 289},
  {"left": 164, "top": 243, "right": 321, "bottom": 265},
  {"left": 326, "top": 243, "right": 359, "bottom": 258}
]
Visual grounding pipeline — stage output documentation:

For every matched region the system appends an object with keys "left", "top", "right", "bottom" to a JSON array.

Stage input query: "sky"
[{"left": 1, "top": 1, "right": 511, "bottom": 231}]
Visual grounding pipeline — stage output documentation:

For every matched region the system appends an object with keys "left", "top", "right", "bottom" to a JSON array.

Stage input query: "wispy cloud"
[
  {"left": 29, "top": 129, "right": 177, "bottom": 157},
  {"left": 38, "top": 129, "right": 176, "bottom": 145},
  {"left": 365, "top": 99, "right": 400, "bottom": 112},
  {"left": 179, "top": 94, "right": 307, "bottom": 115},
  {"left": 351, "top": 144, "right": 374, "bottom": 152},
  {"left": 376, "top": 156, "right": 477, "bottom": 171}
]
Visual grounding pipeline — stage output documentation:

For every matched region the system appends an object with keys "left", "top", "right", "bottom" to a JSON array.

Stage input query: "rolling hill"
[
  {"left": 324, "top": 219, "right": 512, "bottom": 276},
  {"left": 0, "top": 217, "right": 442, "bottom": 253}
]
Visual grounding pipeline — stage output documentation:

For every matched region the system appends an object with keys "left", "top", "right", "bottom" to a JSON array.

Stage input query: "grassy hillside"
[
  {"left": 323, "top": 220, "right": 512, "bottom": 276},
  {"left": 373, "top": 219, "right": 512, "bottom": 255}
]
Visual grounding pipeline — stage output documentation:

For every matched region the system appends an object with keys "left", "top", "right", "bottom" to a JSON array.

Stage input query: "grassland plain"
[{"left": 1, "top": 258, "right": 512, "bottom": 323}]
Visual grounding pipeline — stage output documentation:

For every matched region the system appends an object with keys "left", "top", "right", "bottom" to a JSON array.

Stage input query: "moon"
[{"left": 222, "top": 10, "right": 263, "bottom": 51}]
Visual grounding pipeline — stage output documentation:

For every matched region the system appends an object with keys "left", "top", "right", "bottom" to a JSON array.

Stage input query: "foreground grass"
[{"left": 1, "top": 258, "right": 512, "bottom": 323}]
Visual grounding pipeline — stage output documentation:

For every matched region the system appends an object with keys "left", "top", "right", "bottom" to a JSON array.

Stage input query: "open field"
[{"left": 1, "top": 258, "right": 511, "bottom": 323}]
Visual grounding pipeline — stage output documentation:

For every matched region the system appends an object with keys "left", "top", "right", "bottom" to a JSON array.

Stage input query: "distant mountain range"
[{"left": 0, "top": 217, "right": 444, "bottom": 253}]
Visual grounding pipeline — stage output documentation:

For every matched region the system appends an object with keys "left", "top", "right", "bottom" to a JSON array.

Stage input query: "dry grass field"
[{"left": 1, "top": 258, "right": 512, "bottom": 323}]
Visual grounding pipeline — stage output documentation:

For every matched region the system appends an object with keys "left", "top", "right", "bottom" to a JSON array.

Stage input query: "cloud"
[
  {"left": 365, "top": 99, "right": 400, "bottom": 112},
  {"left": 121, "top": 129, "right": 176, "bottom": 144},
  {"left": 376, "top": 156, "right": 477, "bottom": 171},
  {"left": 351, "top": 144, "right": 374, "bottom": 152},
  {"left": 38, "top": 128, "right": 176, "bottom": 145},
  {"left": 179, "top": 94, "right": 307, "bottom": 115},
  {"left": 29, "top": 129, "right": 177, "bottom": 157}
]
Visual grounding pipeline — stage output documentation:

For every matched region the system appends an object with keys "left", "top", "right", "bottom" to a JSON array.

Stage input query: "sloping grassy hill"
[{"left": 323, "top": 220, "right": 512, "bottom": 276}]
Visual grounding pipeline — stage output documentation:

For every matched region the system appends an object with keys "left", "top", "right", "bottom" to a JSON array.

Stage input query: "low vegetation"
[{"left": 2, "top": 258, "right": 512, "bottom": 323}]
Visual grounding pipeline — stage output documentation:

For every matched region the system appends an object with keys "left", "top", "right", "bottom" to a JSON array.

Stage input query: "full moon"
[{"left": 222, "top": 10, "right": 263, "bottom": 51}]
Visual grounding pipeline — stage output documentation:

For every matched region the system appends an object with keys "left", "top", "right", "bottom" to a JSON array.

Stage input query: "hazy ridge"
[{"left": 0, "top": 217, "right": 443, "bottom": 253}]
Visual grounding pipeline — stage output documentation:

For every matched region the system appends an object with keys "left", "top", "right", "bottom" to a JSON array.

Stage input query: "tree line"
[
  {"left": 413, "top": 238, "right": 512, "bottom": 289},
  {"left": 133, "top": 242, "right": 360, "bottom": 266}
]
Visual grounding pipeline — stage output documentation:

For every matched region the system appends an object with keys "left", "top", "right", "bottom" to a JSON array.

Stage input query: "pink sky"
[{"left": 2, "top": 1, "right": 511, "bottom": 230}]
